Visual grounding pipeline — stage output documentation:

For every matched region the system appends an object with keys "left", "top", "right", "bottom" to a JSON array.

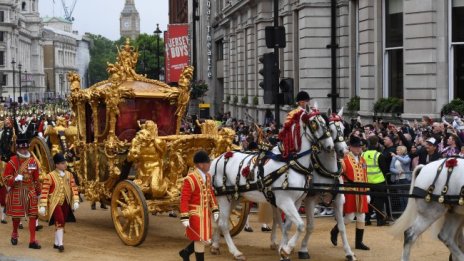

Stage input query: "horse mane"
[{"left": 278, "top": 109, "right": 305, "bottom": 159}]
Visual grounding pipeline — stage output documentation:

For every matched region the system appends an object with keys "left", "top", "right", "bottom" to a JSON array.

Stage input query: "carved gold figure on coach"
[{"left": 128, "top": 120, "right": 171, "bottom": 198}]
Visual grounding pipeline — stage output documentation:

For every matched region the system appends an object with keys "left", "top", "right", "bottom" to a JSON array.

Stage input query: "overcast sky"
[{"left": 38, "top": 0, "right": 169, "bottom": 40}]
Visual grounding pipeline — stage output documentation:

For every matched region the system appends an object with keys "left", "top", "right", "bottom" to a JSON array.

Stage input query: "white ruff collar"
[{"left": 17, "top": 151, "right": 31, "bottom": 158}]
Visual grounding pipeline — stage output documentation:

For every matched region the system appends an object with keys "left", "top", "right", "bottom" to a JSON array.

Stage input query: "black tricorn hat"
[
  {"left": 53, "top": 153, "right": 67, "bottom": 164},
  {"left": 193, "top": 150, "right": 211, "bottom": 164},
  {"left": 296, "top": 91, "right": 311, "bottom": 102},
  {"left": 349, "top": 135, "right": 362, "bottom": 147}
]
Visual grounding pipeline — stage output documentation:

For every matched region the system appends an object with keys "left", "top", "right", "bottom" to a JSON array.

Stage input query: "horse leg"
[
  {"left": 297, "top": 196, "right": 315, "bottom": 259},
  {"left": 216, "top": 197, "right": 246, "bottom": 260},
  {"left": 402, "top": 202, "right": 445, "bottom": 261},
  {"left": 438, "top": 212, "right": 464, "bottom": 260},
  {"left": 334, "top": 194, "right": 356, "bottom": 260},
  {"left": 278, "top": 198, "right": 306, "bottom": 260},
  {"left": 270, "top": 206, "right": 281, "bottom": 250},
  {"left": 211, "top": 196, "right": 224, "bottom": 255}
]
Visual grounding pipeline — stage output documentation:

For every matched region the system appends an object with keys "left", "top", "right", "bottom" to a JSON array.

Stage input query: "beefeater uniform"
[
  {"left": 341, "top": 152, "right": 369, "bottom": 214},
  {"left": 2, "top": 153, "right": 41, "bottom": 246},
  {"left": 180, "top": 169, "right": 219, "bottom": 242},
  {"left": 39, "top": 169, "right": 79, "bottom": 227}
]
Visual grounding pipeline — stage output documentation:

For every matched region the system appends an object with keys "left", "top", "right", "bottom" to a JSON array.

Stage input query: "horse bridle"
[
  {"left": 328, "top": 113, "right": 345, "bottom": 145},
  {"left": 302, "top": 110, "right": 332, "bottom": 151}
]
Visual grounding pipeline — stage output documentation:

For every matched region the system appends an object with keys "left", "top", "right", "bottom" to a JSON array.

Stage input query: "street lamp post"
[
  {"left": 59, "top": 74, "right": 64, "bottom": 99},
  {"left": 11, "top": 59, "right": 15, "bottom": 104},
  {"left": 154, "top": 23, "right": 162, "bottom": 80},
  {"left": 18, "top": 63, "right": 22, "bottom": 104},
  {"left": 24, "top": 70, "right": 27, "bottom": 97}
]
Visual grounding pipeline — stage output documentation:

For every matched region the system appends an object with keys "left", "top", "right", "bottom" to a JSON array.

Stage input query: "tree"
[
  {"left": 134, "top": 33, "right": 165, "bottom": 80},
  {"left": 87, "top": 34, "right": 117, "bottom": 85},
  {"left": 87, "top": 34, "right": 165, "bottom": 86}
]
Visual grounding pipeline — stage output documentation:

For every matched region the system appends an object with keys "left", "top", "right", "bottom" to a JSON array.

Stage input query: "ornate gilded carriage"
[{"left": 30, "top": 39, "right": 249, "bottom": 246}]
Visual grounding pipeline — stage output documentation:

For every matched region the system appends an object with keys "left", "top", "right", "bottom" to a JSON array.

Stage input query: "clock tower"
[{"left": 120, "top": 0, "right": 140, "bottom": 40}]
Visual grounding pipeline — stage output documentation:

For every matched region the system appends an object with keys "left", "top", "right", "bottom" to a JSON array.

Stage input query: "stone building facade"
[
  {"left": 0, "top": 0, "right": 45, "bottom": 103},
  {"left": 169, "top": 0, "right": 188, "bottom": 24},
  {"left": 42, "top": 17, "right": 90, "bottom": 98},
  {"left": 193, "top": 0, "right": 464, "bottom": 123}
]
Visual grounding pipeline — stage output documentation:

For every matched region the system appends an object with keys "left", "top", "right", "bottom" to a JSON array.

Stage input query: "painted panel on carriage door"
[{"left": 165, "top": 24, "right": 189, "bottom": 83}]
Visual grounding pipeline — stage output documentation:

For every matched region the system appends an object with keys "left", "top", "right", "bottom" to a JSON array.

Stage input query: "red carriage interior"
[{"left": 85, "top": 98, "right": 178, "bottom": 143}]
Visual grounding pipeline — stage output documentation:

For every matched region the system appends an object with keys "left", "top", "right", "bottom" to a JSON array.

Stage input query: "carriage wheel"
[
  {"left": 111, "top": 180, "right": 149, "bottom": 246},
  {"left": 29, "top": 137, "right": 54, "bottom": 175},
  {"left": 29, "top": 137, "right": 54, "bottom": 222},
  {"left": 228, "top": 199, "right": 250, "bottom": 237}
]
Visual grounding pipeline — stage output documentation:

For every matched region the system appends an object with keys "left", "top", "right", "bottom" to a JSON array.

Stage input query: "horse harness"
[{"left": 412, "top": 157, "right": 464, "bottom": 206}]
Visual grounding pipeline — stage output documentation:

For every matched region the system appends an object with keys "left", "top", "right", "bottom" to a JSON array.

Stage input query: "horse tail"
[{"left": 389, "top": 164, "right": 423, "bottom": 239}]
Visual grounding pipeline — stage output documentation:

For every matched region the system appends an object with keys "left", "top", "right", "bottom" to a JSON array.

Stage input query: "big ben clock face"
[{"left": 123, "top": 20, "right": 130, "bottom": 29}]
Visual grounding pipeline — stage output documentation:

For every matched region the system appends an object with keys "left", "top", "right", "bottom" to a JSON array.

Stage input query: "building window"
[
  {"left": 0, "top": 32, "right": 4, "bottom": 42},
  {"left": 21, "top": 2, "right": 26, "bottom": 11},
  {"left": 383, "top": 0, "right": 403, "bottom": 99},
  {"left": 2, "top": 74, "right": 6, "bottom": 85},
  {"left": 216, "top": 39, "right": 223, "bottom": 61},
  {"left": 0, "top": 51, "right": 4, "bottom": 66},
  {"left": 0, "top": 11, "right": 4, "bottom": 22},
  {"left": 451, "top": 0, "right": 464, "bottom": 99}
]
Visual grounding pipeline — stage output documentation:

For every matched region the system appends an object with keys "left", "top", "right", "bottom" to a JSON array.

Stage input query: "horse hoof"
[
  {"left": 234, "top": 254, "right": 246, "bottom": 261},
  {"left": 210, "top": 246, "right": 220, "bottom": 255},
  {"left": 280, "top": 248, "right": 291, "bottom": 259},
  {"left": 345, "top": 255, "right": 357, "bottom": 261},
  {"left": 270, "top": 243, "right": 278, "bottom": 250},
  {"left": 298, "top": 251, "right": 310, "bottom": 259}
]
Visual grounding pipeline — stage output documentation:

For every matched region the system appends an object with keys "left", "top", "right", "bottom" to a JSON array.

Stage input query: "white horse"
[
  {"left": 278, "top": 108, "right": 357, "bottom": 260},
  {"left": 210, "top": 108, "right": 334, "bottom": 261},
  {"left": 390, "top": 158, "right": 464, "bottom": 261}
]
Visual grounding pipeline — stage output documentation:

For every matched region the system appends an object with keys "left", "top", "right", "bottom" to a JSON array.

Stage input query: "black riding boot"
[
  {"left": 179, "top": 242, "right": 194, "bottom": 261},
  {"left": 355, "top": 228, "right": 370, "bottom": 250},
  {"left": 330, "top": 224, "right": 339, "bottom": 246},
  {"left": 194, "top": 252, "right": 204, "bottom": 261}
]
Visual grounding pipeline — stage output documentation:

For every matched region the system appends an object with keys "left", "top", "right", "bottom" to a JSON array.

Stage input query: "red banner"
[{"left": 165, "top": 24, "right": 190, "bottom": 83}]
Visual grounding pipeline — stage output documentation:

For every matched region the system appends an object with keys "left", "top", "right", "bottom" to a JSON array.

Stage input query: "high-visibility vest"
[{"left": 362, "top": 150, "right": 385, "bottom": 184}]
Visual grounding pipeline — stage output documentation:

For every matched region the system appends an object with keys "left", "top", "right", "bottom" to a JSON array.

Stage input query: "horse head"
[
  {"left": 327, "top": 107, "right": 348, "bottom": 157},
  {"left": 301, "top": 108, "right": 334, "bottom": 152}
]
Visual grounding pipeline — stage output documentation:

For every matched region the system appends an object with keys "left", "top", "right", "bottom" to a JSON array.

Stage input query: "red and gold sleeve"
[
  {"left": 179, "top": 175, "right": 194, "bottom": 221},
  {"left": 3, "top": 161, "right": 16, "bottom": 187},
  {"left": 40, "top": 174, "right": 52, "bottom": 208},
  {"left": 209, "top": 187, "right": 218, "bottom": 213},
  {"left": 69, "top": 172, "right": 79, "bottom": 203}
]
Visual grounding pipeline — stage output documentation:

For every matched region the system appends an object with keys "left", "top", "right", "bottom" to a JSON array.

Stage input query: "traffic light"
[
  {"left": 259, "top": 52, "right": 276, "bottom": 104},
  {"left": 280, "top": 78, "right": 294, "bottom": 105}
]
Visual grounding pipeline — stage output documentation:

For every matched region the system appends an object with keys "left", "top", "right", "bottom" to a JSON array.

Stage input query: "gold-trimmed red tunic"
[
  {"left": 2, "top": 155, "right": 41, "bottom": 217},
  {"left": 179, "top": 169, "right": 218, "bottom": 241},
  {"left": 39, "top": 170, "right": 79, "bottom": 225},
  {"left": 342, "top": 152, "right": 369, "bottom": 213}
]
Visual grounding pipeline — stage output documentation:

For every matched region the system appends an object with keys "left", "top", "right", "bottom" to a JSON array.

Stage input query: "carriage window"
[{"left": 116, "top": 98, "right": 178, "bottom": 141}]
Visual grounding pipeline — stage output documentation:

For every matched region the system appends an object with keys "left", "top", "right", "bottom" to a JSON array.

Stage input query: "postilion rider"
[
  {"left": 39, "top": 153, "right": 79, "bottom": 252},
  {"left": 2, "top": 138, "right": 41, "bottom": 249},
  {"left": 179, "top": 150, "right": 219, "bottom": 261}
]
